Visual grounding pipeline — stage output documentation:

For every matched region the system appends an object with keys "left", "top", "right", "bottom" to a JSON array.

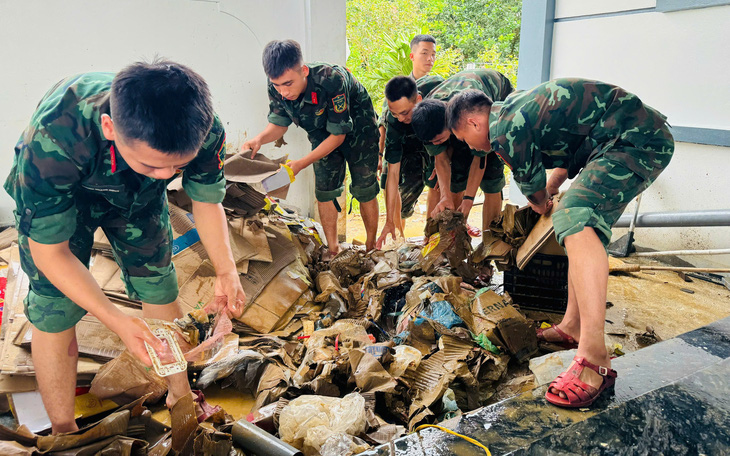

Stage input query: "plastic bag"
[
  {"left": 278, "top": 392, "right": 367, "bottom": 455},
  {"left": 319, "top": 433, "right": 370, "bottom": 456}
]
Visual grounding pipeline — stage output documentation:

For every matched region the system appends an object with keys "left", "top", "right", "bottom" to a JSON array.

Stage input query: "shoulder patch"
[{"left": 332, "top": 94, "right": 347, "bottom": 113}]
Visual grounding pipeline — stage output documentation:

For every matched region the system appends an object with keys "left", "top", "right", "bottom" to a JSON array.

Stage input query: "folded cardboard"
[{"left": 470, "top": 290, "right": 538, "bottom": 363}]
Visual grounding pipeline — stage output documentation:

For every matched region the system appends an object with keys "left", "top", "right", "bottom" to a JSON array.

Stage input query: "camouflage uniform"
[
  {"left": 4, "top": 72, "right": 227, "bottom": 333},
  {"left": 424, "top": 69, "right": 514, "bottom": 194},
  {"left": 267, "top": 62, "right": 379, "bottom": 203},
  {"left": 488, "top": 78, "right": 674, "bottom": 247},
  {"left": 381, "top": 74, "right": 444, "bottom": 217}
]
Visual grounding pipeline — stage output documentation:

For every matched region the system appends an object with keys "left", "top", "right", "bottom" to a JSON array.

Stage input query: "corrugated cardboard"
[{"left": 470, "top": 291, "right": 538, "bottom": 362}]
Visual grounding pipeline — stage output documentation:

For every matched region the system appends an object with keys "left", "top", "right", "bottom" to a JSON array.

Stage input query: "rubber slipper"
[
  {"left": 545, "top": 356, "right": 617, "bottom": 408},
  {"left": 466, "top": 224, "right": 481, "bottom": 237},
  {"left": 536, "top": 324, "right": 579, "bottom": 349},
  {"left": 192, "top": 389, "right": 222, "bottom": 423}
]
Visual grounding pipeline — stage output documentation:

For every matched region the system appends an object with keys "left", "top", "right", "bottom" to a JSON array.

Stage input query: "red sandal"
[
  {"left": 466, "top": 224, "right": 482, "bottom": 237},
  {"left": 536, "top": 324, "right": 579, "bottom": 349},
  {"left": 545, "top": 356, "right": 617, "bottom": 408}
]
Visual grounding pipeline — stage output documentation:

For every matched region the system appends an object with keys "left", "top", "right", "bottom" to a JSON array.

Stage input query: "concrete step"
[{"left": 360, "top": 316, "right": 730, "bottom": 455}]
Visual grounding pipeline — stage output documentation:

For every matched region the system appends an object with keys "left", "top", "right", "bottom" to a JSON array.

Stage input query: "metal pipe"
[
  {"left": 631, "top": 248, "right": 730, "bottom": 257},
  {"left": 614, "top": 210, "right": 730, "bottom": 228},
  {"left": 231, "top": 419, "right": 303, "bottom": 456}
]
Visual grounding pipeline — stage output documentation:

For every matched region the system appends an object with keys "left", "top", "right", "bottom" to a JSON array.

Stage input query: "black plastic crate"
[{"left": 504, "top": 253, "right": 569, "bottom": 313}]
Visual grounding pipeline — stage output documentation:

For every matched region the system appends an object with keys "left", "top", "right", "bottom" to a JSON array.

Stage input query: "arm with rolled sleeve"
[
  {"left": 184, "top": 116, "right": 246, "bottom": 317},
  {"left": 242, "top": 87, "right": 290, "bottom": 157}
]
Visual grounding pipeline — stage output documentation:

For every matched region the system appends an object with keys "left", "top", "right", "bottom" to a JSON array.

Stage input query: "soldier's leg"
[
  {"left": 101, "top": 201, "right": 191, "bottom": 407},
  {"left": 18, "top": 203, "right": 98, "bottom": 433},
  {"left": 398, "top": 151, "right": 427, "bottom": 221},
  {"left": 345, "top": 139, "right": 380, "bottom": 251},
  {"left": 479, "top": 153, "right": 507, "bottom": 232},
  {"left": 313, "top": 150, "right": 347, "bottom": 255},
  {"left": 551, "top": 144, "right": 671, "bottom": 396},
  {"left": 31, "top": 327, "right": 79, "bottom": 433}
]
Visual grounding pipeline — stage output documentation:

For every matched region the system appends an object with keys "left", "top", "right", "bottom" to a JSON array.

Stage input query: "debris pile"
[{"left": 0, "top": 153, "right": 555, "bottom": 455}]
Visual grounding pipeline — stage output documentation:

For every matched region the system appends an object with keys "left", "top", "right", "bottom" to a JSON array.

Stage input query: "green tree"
[{"left": 424, "top": 0, "right": 522, "bottom": 62}]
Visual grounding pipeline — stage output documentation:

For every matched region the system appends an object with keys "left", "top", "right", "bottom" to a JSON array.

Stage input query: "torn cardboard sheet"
[
  {"left": 224, "top": 150, "right": 291, "bottom": 200},
  {"left": 420, "top": 210, "right": 472, "bottom": 273},
  {"left": 469, "top": 290, "right": 538, "bottom": 363}
]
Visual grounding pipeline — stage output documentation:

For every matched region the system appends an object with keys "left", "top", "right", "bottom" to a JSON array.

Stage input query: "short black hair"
[
  {"left": 385, "top": 76, "right": 418, "bottom": 103},
  {"left": 262, "top": 39, "right": 303, "bottom": 79},
  {"left": 411, "top": 98, "right": 447, "bottom": 142},
  {"left": 111, "top": 59, "right": 214, "bottom": 154},
  {"left": 446, "top": 89, "right": 493, "bottom": 131},
  {"left": 410, "top": 34, "right": 436, "bottom": 50}
]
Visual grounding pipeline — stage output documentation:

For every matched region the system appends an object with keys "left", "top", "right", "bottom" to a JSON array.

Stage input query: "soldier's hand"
[
  {"left": 431, "top": 197, "right": 455, "bottom": 219},
  {"left": 113, "top": 316, "right": 165, "bottom": 368},
  {"left": 528, "top": 198, "right": 553, "bottom": 215},
  {"left": 242, "top": 139, "right": 262, "bottom": 158},
  {"left": 376, "top": 221, "right": 401, "bottom": 249},
  {"left": 288, "top": 159, "right": 305, "bottom": 177},
  {"left": 377, "top": 155, "right": 383, "bottom": 177},
  {"left": 212, "top": 270, "right": 245, "bottom": 319},
  {"left": 457, "top": 199, "right": 474, "bottom": 219}
]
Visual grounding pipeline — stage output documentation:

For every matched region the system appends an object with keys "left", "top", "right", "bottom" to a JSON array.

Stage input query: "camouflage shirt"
[
  {"left": 4, "top": 72, "right": 227, "bottom": 245},
  {"left": 267, "top": 62, "right": 378, "bottom": 151},
  {"left": 488, "top": 78, "right": 671, "bottom": 196},
  {"left": 383, "top": 74, "right": 445, "bottom": 164},
  {"left": 424, "top": 68, "right": 513, "bottom": 158}
]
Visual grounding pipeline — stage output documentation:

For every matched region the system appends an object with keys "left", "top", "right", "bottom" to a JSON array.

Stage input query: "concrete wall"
[
  {"left": 518, "top": 0, "right": 730, "bottom": 267},
  {"left": 0, "top": 0, "right": 346, "bottom": 222}
]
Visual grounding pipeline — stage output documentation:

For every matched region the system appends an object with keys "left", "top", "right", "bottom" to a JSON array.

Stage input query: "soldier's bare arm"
[
  {"left": 457, "top": 155, "right": 484, "bottom": 218},
  {"left": 546, "top": 168, "right": 568, "bottom": 195},
  {"left": 243, "top": 123, "right": 289, "bottom": 157},
  {"left": 377, "top": 161, "right": 404, "bottom": 248},
  {"left": 288, "top": 133, "right": 346, "bottom": 176},
  {"left": 192, "top": 201, "right": 245, "bottom": 318},
  {"left": 431, "top": 149, "right": 456, "bottom": 217}
]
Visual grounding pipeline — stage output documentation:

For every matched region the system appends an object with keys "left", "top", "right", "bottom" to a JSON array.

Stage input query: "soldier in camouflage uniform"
[
  {"left": 447, "top": 79, "right": 674, "bottom": 408},
  {"left": 375, "top": 74, "right": 443, "bottom": 247},
  {"left": 376, "top": 34, "right": 438, "bottom": 174},
  {"left": 4, "top": 61, "right": 246, "bottom": 433},
  {"left": 410, "top": 68, "right": 513, "bottom": 233},
  {"left": 244, "top": 40, "right": 379, "bottom": 255}
]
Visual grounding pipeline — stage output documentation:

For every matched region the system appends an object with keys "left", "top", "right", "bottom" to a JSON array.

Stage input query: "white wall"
[
  {"left": 550, "top": 1, "right": 730, "bottom": 267},
  {"left": 0, "top": 0, "right": 346, "bottom": 222}
]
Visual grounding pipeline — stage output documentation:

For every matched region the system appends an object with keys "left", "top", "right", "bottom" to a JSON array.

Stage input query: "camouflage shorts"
[
  {"left": 313, "top": 139, "right": 380, "bottom": 203},
  {"left": 447, "top": 149, "right": 506, "bottom": 194},
  {"left": 380, "top": 148, "right": 434, "bottom": 218},
  {"left": 19, "top": 193, "right": 179, "bottom": 333},
  {"left": 552, "top": 134, "right": 674, "bottom": 248}
]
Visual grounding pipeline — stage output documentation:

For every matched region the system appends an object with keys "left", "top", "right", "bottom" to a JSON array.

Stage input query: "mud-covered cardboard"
[{"left": 470, "top": 290, "right": 537, "bottom": 362}]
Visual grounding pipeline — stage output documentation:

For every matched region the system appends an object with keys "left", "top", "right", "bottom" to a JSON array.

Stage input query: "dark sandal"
[
  {"left": 192, "top": 390, "right": 222, "bottom": 423},
  {"left": 545, "top": 356, "right": 617, "bottom": 408},
  {"left": 536, "top": 324, "right": 579, "bottom": 349}
]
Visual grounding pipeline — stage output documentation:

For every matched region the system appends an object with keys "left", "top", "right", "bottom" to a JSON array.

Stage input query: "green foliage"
[
  {"left": 361, "top": 30, "right": 462, "bottom": 113},
  {"left": 477, "top": 44, "right": 518, "bottom": 87},
  {"left": 422, "top": 0, "right": 523, "bottom": 62}
]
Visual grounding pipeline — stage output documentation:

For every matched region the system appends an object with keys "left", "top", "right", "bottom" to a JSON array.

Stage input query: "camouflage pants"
[
  {"left": 448, "top": 149, "right": 506, "bottom": 194},
  {"left": 552, "top": 133, "right": 675, "bottom": 248},
  {"left": 380, "top": 148, "right": 434, "bottom": 218},
  {"left": 19, "top": 192, "right": 178, "bottom": 333},
  {"left": 313, "top": 139, "right": 380, "bottom": 203},
  {"left": 427, "top": 145, "right": 506, "bottom": 194}
]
